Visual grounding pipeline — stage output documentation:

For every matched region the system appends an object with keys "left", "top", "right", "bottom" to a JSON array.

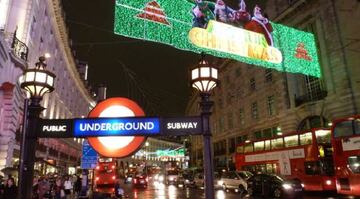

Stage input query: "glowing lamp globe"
[
  {"left": 190, "top": 58, "right": 219, "bottom": 93},
  {"left": 20, "top": 56, "right": 55, "bottom": 102}
]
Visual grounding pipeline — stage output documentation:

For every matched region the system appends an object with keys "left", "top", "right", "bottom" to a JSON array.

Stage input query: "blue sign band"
[{"left": 74, "top": 118, "right": 160, "bottom": 137}]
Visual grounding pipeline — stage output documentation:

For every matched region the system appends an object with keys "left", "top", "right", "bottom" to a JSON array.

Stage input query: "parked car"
[
  {"left": 193, "top": 173, "right": 204, "bottom": 188},
  {"left": 193, "top": 172, "right": 221, "bottom": 189},
  {"left": 247, "top": 174, "right": 304, "bottom": 198},
  {"left": 218, "top": 171, "right": 253, "bottom": 193},
  {"left": 165, "top": 170, "right": 179, "bottom": 185},
  {"left": 132, "top": 173, "right": 148, "bottom": 188},
  {"left": 176, "top": 172, "right": 195, "bottom": 187},
  {"left": 124, "top": 173, "right": 134, "bottom": 184}
]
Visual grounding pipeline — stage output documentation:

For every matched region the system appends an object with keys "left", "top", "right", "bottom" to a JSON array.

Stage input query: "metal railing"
[
  {"left": 11, "top": 31, "right": 28, "bottom": 61},
  {"left": 295, "top": 90, "right": 328, "bottom": 107}
]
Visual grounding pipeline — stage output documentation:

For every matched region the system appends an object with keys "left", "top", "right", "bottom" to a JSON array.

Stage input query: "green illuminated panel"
[{"left": 114, "top": 0, "right": 321, "bottom": 77}]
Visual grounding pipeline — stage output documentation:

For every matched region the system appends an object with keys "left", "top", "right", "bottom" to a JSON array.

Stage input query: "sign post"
[{"left": 81, "top": 140, "right": 98, "bottom": 169}]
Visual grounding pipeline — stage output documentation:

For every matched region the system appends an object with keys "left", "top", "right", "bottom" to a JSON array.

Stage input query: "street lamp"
[
  {"left": 19, "top": 56, "right": 55, "bottom": 199},
  {"left": 190, "top": 54, "right": 219, "bottom": 199}
]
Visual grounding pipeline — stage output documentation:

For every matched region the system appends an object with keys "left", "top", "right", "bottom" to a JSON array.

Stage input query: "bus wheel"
[{"left": 273, "top": 188, "right": 282, "bottom": 198}]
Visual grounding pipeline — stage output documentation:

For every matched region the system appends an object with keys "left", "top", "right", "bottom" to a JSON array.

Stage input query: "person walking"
[
  {"left": 52, "top": 178, "right": 65, "bottom": 199},
  {"left": 63, "top": 176, "right": 73, "bottom": 199},
  {"left": 74, "top": 176, "right": 81, "bottom": 199},
  {"left": 3, "top": 178, "right": 17, "bottom": 199}
]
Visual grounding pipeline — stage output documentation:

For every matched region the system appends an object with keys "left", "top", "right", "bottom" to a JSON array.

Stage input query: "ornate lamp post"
[
  {"left": 19, "top": 56, "right": 55, "bottom": 198},
  {"left": 190, "top": 54, "right": 219, "bottom": 199}
]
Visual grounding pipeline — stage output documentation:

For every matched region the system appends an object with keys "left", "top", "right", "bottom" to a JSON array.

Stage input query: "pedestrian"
[
  {"left": 63, "top": 176, "right": 73, "bottom": 199},
  {"left": 38, "top": 176, "right": 50, "bottom": 199},
  {"left": 3, "top": 178, "right": 17, "bottom": 199},
  {"left": 114, "top": 180, "right": 124, "bottom": 199},
  {"left": 74, "top": 176, "right": 81, "bottom": 199},
  {"left": 52, "top": 178, "right": 65, "bottom": 199},
  {"left": 0, "top": 178, "right": 7, "bottom": 199},
  {"left": 32, "top": 177, "right": 39, "bottom": 199}
]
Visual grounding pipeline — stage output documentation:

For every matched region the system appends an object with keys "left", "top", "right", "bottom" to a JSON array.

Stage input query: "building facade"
[
  {"left": 187, "top": 0, "right": 360, "bottom": 170},
  {"left": 0, "top": 0, "right": 95, "bottom": 175}
]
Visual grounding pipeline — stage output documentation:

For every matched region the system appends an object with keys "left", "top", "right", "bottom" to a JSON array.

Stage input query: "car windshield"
[
  {"left": 237, "top": 171, "right": 252, "bottom": 179},
  {"left": 272, "top": 175, "right": 284, "bottom": 182}
]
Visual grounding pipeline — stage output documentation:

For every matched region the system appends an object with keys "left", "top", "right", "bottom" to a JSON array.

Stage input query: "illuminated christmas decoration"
[
  {"left": 156, "top": 148, "right": 185, "bottom": 158},
  {"left": 137, "top": 0, "right": 171, "bottom": 26},
  {"left": 114, "top": 0, "right": 320, "bottom": 77}
]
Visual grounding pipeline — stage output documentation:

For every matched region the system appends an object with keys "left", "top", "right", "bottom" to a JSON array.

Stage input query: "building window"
[
  {"left": 239, "top": 108, "right": 245, "bottom": 125},
  {"left": 251, "top": 102, "right": 258, "bottom": 119},
  {"left": 267, "top": 95, "right": 275, "bottom": 116},
  {"left": 219, "top": 118, "right": 225, "bottom": 132},
  {"left": 304, "top": 75, "right": 325, "bottom": 101},
  {"left": 265, "top": 69, "right": 272, "bottom": 82},
  {"left": 254, "top": 131, "right": 262, "bottom": 139},
  {"left": 250, "top": 78, "right": 256, "bottom": 91},
  {"left": 227, "top": 112, "right": 233, "bottom": 129}
]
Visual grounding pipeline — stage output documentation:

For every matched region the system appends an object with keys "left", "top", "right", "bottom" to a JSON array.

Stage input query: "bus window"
[
  {"left": 236, "top": 146, "right": 244, "bottom": 154},
  {"left": 315, "top": 130, "right": 331, "bottom": 144},
  {"left": 355, "top": 119, "right": 360, "bottom": 135},
  {"left": 300, "top": 132, "right": 312, "bottom": 145},
  {"left": 304, "top": 161, "right": 321, "bottom": 175},
  {"left": 271, "top": 138, "right": 284, "bottom": 149},
  {"left": 264, "top": 140, "right": 271, "bottom": 150},
  {"left": 333, "top": 120, "right": 354, "bottom": 137},
  {"left": 348, "top": 156, "right": 360, "bottom": 174},
  {"left": 266, "top": 163, "right": 277, "bottom": 174},
  {"left": 284, "top": 135, "right": 299, "bottom": 147},
  {"left": 244, "top": 143, "right": 254, "bottom": 153},
  {"left": 254, "top": 141, "right": 264, "bottom": 152}
]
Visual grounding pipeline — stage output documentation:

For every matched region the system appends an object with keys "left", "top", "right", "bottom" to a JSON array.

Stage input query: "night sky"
[{"left": 62, "top": 0, "right": 262, "bottom": 117}]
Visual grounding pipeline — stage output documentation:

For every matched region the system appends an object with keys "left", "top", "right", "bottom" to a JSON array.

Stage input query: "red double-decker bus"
[
  {"left": 331, "top": 115, "right": 360, "bottom": 196},
  {"left": 94, "top": 157, "right": 118, "bottom": 193},
  {"left": 234, "top": 128, "right": 336, "bottom": 191}
]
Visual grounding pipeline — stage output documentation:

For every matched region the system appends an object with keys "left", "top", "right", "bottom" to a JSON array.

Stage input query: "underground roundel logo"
[{"left": 87, "top": 97, "right": 146, "bottom": 157}]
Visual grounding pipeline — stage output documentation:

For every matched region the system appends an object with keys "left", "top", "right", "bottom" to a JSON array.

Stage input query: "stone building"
[
  {"left": 187, "top": 0, "right": 360, "bottom": 169},
  {"left": 0, "top": 0, "right": 95, "bottom": 174}
]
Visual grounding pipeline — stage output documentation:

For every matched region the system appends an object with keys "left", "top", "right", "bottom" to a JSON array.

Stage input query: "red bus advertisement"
[
  {"left": 94, "top": 157, "right": 118, "bottom": 193},
  {"left": 331, "top": 115, "right": 360, "bottom": 196},
  {"left": 235, "top": 128, "right": 336, "bottom": 191}
]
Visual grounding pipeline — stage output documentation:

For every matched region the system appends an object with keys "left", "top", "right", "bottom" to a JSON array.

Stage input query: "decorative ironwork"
[
  {"left": 11, "top": 30, "right": 28, "bottom": 61},
  {"left": 295, "top": 90, "right": 328, "bottom": 107}
]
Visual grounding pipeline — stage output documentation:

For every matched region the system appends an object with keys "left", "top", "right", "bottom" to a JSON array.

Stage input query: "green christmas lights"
[{"left": 114, "top": 0, "right": 321, "bottom": 77}]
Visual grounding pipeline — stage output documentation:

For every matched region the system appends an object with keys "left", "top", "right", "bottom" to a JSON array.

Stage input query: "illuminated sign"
[
  {"left": 156, "top": 148, "right": 185, "bottom": 158},
  {"left": 74, "top": 118, "right": 160, "bottom": 137},
  {"left": 37, "top": 116, "right": 203, "bottom": 138},
  {"left": 114, "top": 0, "right": 321, "bottom": 77},
  {"left": 87, "top": 97, "right": 147, "bottom": 158},
  {"left": 189, "top": 20, "right": 282, "bottom": 64}
]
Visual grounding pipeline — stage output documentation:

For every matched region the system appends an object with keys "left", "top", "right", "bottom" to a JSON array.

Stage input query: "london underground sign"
[
  {"left": 37, "top": 98, "right": 202, "bottom": 158},
  {"left": 86, "top": 97, "right": 147, "bottom": 158},
  {"left": 38, "top": 116, "right": 202, "bottom": 137}
]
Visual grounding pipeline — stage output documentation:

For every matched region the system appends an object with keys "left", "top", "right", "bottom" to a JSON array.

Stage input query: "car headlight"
[
  {"left": 185, "top": 179, "right": 189, "bottom": 183},
  {"left": 282, "top": 183, "right": 292, "bottom": 190},
  {"left": 217, "top": 180, "right": 223, "bottom": 186}
]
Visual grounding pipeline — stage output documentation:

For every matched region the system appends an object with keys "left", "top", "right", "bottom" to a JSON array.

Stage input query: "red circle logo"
[{"left": 87, "top": 97, "right": 146, "bottom": 157}]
